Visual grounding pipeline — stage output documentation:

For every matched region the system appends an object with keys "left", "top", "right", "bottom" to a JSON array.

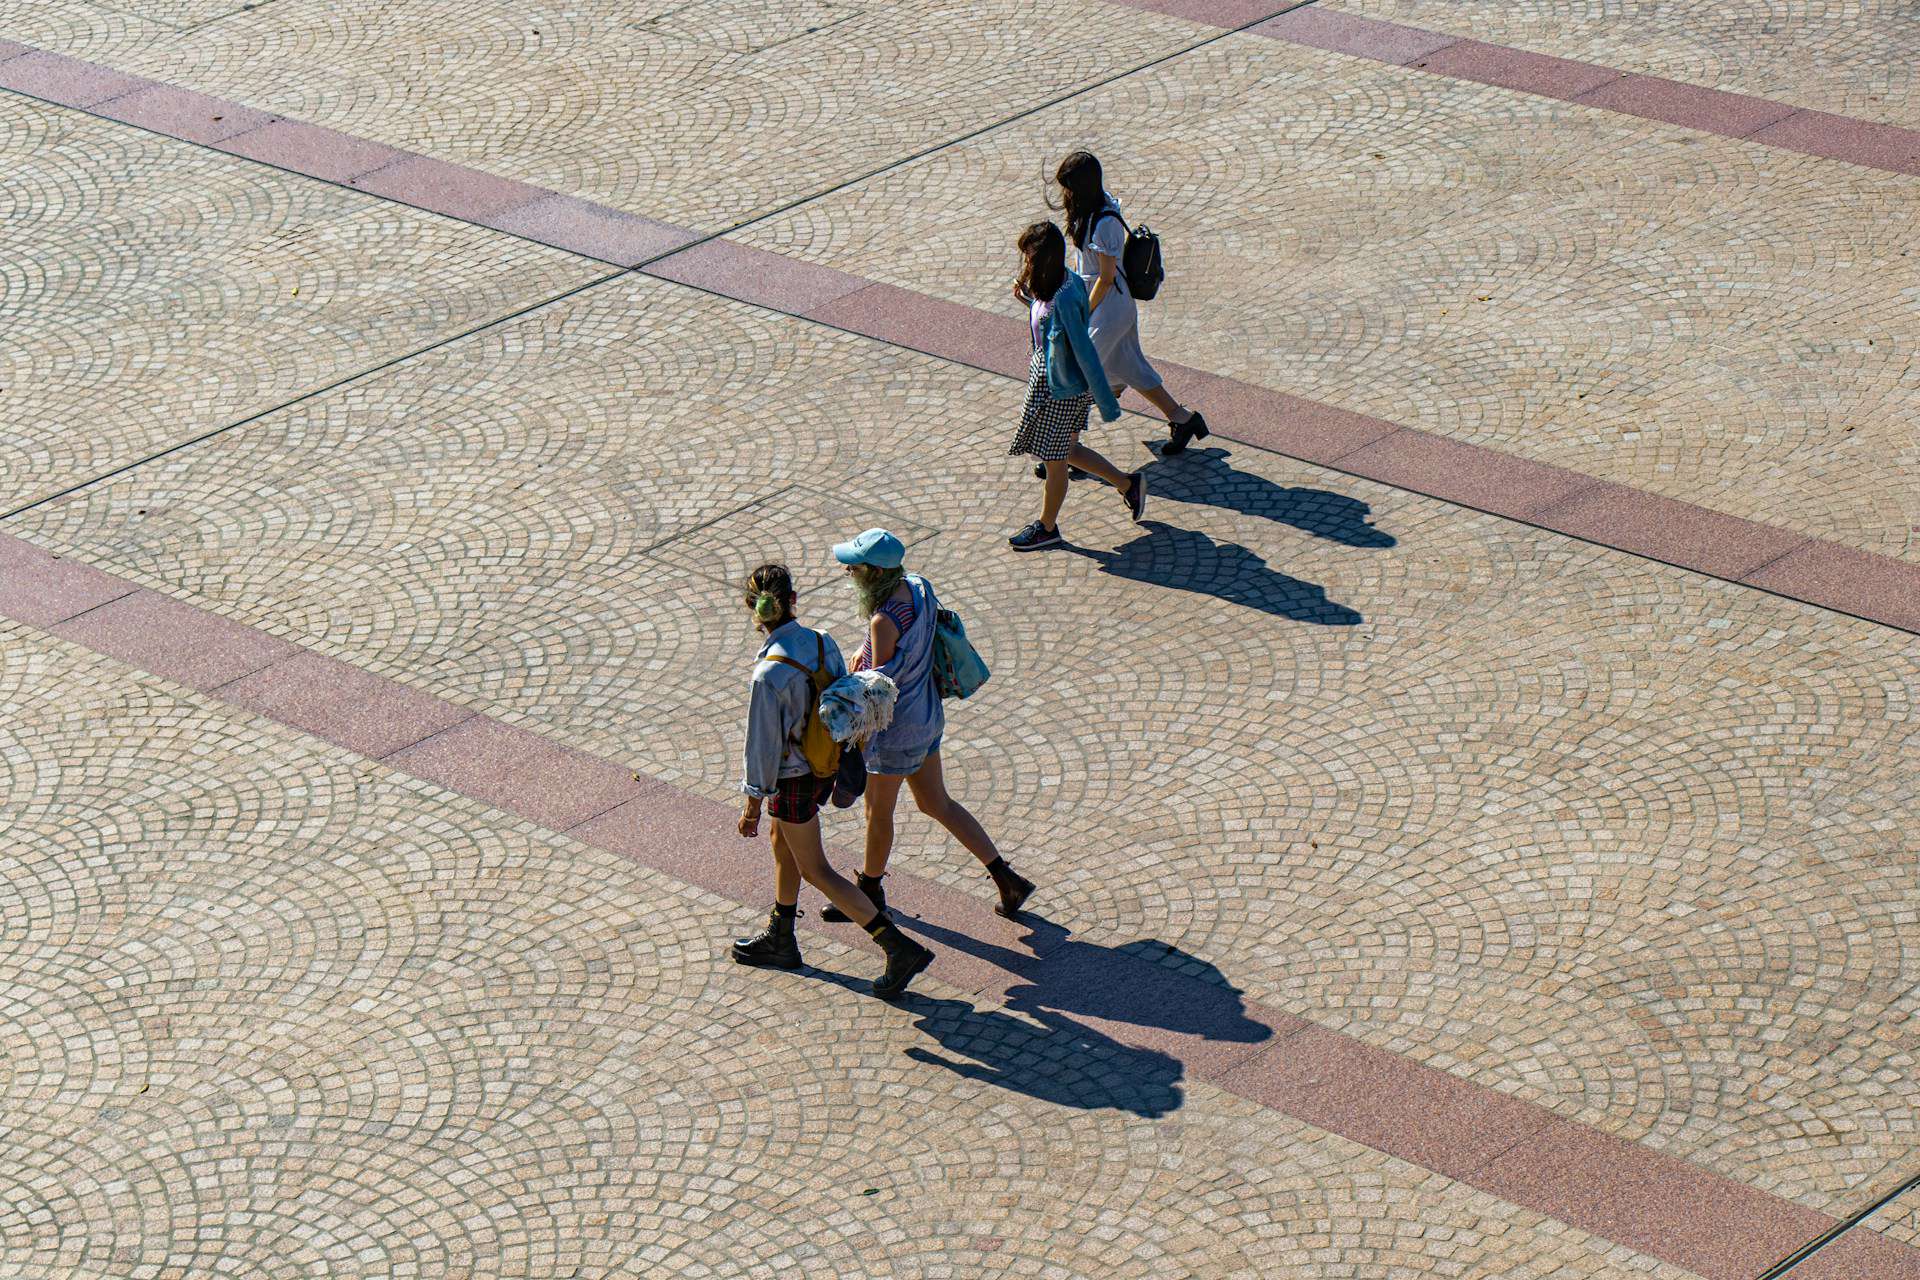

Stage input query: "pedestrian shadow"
[
  {"left": 820, "top": 916, "right": 1273, "bottom": 1119},
  {"left": 1069, "top": 521, "right": 1363, "bottom": 625},
  {"left": 1147, "top": 445, "right": 1396, "bottom": 548},
  {"left": 805, "top": 966, "right": 1187, "bottom": 1118},
  {"left": 912, "top": 915, "right": 1272, "bottom": 1048}
]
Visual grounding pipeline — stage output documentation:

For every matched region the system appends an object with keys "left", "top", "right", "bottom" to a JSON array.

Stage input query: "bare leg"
[
  {"left": 1139, "top": 383, "right": 1192, "bottom": 423},
  {"left": 905, "top": 752, "right": 999, "bottom": 866},
  {"left": 1040, "top": 459, "right": 1071, "bottom": 529},
  {"left": 862, "top": 773, "right": 906, "bottom": 878},
  {"left": 1067, "top": 441, "right": 1132, "bottom": 491},
  {"left": 769, "top": 824, "right": 802, "bottom": 906},
  {"left": 776, "top": 816, "right": 878, "bottom": 926}
]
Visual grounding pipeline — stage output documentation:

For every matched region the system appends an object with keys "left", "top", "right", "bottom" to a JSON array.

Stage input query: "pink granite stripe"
[
  {"left": 3, "top": 540, "right": 1915, "bottom": 1278},
  {"left": 1247, "top": 10, "right": 1920, "bottom": 175},
  {"left": 95, "top": 84, "right": 277, "bottom": 145},
  {"left": 643, "top": 239, "right": 872, "bottom": 314},
  {"left": 1788, "top": 1227, "right": 1920, "bottom": 1280},
  {"left": 1531, "top": 483, "right": 1813, "bottom": 582},
  {"left": 1102, "top": 0, "right": 1304, "bottom": 26},
  {"left": 215, "top": 119, "right": 404, "bottom": 184},
  {"left": 0, "top": 40, "right": 33, "bottom": 63},
  {"left": 1252, "top": 7, "right": 1459, "bottom": 64},
  {"left": 215, "top": 650, "right": 476, "bottom": 758},
  {"left": 50, "top": 588, "right": 302, "bottom": 687},
  {"left": 348, "top": 154, "right": 549, "bottom": 222},
  {"left": 0, "top": 536, "right": 137, "bottom": 626},
  {"left": 1406, "top": 38, "right": 1625, "bottom": 100},
  {"left": 1741, "top": 542, "right": 1920, "bottom": 635},
  {"left": 479, "top": 194, "right": 699, "bottom": 266},
  {"left": 0, "top": 50, "right": 148, "bottom": 107},
  {"left": 386, "top": 715, "right": 650, "bottom": 832},
  {"left": 1749, "top": 109, "right": 1920, "bottom": 176},
  {"left": 1574, "top": 74, "right": 1800, "bottom": 138},
  {"left": 1473, "top": 1117, "right": 1843, "bottom": 1280}
]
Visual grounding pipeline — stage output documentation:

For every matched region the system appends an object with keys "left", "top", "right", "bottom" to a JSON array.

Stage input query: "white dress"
[{"left": 1074, "top": 195, "right": 1163, "bottom": 394}]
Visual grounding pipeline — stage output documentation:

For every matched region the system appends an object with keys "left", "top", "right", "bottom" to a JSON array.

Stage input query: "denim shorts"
[{"left": 864, "top": 734, "right": 941, "bottom": 778}]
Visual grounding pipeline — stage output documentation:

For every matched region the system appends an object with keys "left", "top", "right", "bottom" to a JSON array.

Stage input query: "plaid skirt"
[{"left": 1008, "top": 347, "right": 1094, "bottom": 462}]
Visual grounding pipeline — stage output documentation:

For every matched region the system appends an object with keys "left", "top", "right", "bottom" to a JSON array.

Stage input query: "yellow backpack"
[{"left": 763, "top": 631, "right": 841, "bottom": 780}]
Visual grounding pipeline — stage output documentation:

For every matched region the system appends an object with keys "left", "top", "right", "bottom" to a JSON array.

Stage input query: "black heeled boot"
[{"left": 984, "top": 857, "right": 1034, "bottom": 918}]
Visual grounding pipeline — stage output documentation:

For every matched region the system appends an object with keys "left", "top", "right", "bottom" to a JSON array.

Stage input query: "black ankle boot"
[
  {"left": 866, "top": 912, "right": 933, "bottom": 1000},
  {"left": 985, "top": 857, "right": 1034, "bottom": 918},
  {"left": 822, "top": 873, "right": 885, "bottom": 923},
  {"left": 731, "top": 906, "right": 802, "bottom": 970}
]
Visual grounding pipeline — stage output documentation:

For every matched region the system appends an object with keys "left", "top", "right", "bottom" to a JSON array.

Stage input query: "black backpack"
[{"left": 1096, "top": 208, "right": 1165, "bottom": 301}]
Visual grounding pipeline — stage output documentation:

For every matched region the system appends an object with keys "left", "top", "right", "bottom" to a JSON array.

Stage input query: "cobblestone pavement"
[
  {"left": 735, "top": 32, "right": 1920, "bottom": 562},
  {"left": 0, "top": 622, "right": 1701, "bottom": 1279},
  {"left": 4, "top": 0, "right": 1225, "bottom": 230},
  {"left": 1321, "top": 0, "right": 1920, "bottom": 128},
  {"left": 0, "top": 90, "right": 600, "bottom": 511},
  {"left": 4, "top": 0, "right": 1919, "bottom": 1273},
  {"left": 13, "top": 273, "right": 1920, "bottom": 1231}
]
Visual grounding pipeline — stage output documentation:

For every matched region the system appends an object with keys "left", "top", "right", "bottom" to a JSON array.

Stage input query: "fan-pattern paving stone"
[
  {"left": 12, "top": 274, "right": 1918, "bottom": 1223},
  {"left": 0, "top": 621, "right": 1705, "bottom": 1280},
  {"left": 0, "top": 93, "right": 600, "bottom": 511},
  {"left": 1319, "top": 0, "right": 1920, "bottom": 129},
  {"left": 4, "top": 0, "right": 1219, "bottom": 232},
  {"left": 1868, "top": 1187, "right": 1920, "bottom": 1249},
  {"left": 732, "top": 33, "right": 1920, "bottom": 563}
]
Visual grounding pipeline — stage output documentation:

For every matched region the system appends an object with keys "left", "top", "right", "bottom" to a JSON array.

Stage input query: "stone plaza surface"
[{"left": 2, "top": 1, "right": 1918, "bottom": 1276}]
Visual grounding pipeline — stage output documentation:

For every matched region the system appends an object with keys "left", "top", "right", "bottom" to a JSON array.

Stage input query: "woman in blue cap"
[{"left": 820, "top": 530, "right": 1036, "bottom": 922}]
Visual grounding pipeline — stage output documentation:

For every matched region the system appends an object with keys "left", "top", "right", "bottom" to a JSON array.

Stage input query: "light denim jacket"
[
  {"left": 741, "top": 621, "right": 847, "bottom": 798},
  {"left": 1041, "top": 272, "right": 1123, "bottom": 424}
]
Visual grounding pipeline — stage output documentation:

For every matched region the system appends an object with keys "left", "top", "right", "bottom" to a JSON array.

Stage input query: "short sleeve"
[{"left": 1087, "top": 212, "right": 1126, "bottom": 264}]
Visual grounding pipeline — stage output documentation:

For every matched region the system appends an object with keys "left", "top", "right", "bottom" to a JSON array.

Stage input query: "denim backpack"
[{"left": 932, "top": 607, "right": 990, "bottom": 700}]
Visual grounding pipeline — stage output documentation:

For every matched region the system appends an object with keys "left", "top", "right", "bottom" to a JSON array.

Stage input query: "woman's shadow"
[
  {"left": 1070, "top": 522, "right": 1363, "bottom": 625},
  {"left": 808, "top": 917, "right": 1271, "bottom": 1120},
  {"left": 1147, "top": 445, "right": 1395, "bottom": 549}
]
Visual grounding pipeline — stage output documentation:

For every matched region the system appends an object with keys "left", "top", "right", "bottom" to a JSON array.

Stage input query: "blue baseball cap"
[{"left": 832, "top": 528, "right": 906, "bottom": 568}]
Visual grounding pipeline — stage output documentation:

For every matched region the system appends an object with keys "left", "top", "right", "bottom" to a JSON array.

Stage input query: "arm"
[
  {"left": 867, "top": 612, "right": 901, "bottom": 670},
  {"left": 1060, "top": 287, "right": 1123, "bottom": 423},
  {"left": 1087, "top": 250, "right": 1118, "bottom": 316},
  {"left": 740, "top": 673, "right": 785, "bottom": 800}
]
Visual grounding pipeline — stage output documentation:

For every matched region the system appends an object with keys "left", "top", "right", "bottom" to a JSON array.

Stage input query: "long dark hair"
[
  {"left": 1053, "top": 150, "right": 1105, "bottom": 250},
  {"left": 1016, "top": 221, "right": 1067, "bottom": 304},
  {"left": 743, "top": 563, "right": 797, "bottom": 631}
]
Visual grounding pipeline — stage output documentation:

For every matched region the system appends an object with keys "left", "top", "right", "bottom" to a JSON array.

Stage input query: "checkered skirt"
[{"left": 1008, "top": 347, "right": 1094, "bottom": 462}]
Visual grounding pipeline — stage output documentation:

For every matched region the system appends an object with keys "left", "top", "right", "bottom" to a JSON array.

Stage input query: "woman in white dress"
[{"left": 1053, "top": 149, "right": 1210, "bottom": 456}]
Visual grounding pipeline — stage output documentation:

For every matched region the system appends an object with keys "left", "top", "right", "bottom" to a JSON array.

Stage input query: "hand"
[{"left": 738, "top": 802, "right": 761, "bottom": 838}]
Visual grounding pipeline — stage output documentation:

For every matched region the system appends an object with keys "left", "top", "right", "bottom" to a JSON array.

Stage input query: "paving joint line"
[
  {"left": 619, "top": 0, "right": 1323, "bottom": 274},
  {"left": 0, "top": 266, "right": 630, "bottom": 524},
  {"left": 640, "top": 268, "right": 1920, "bottom": 641},
  {"left": 1764, "top": 1168, "right": 1920, "bottom": 1279},
  {"left": 0, "top": 4, "right": 1301, "bottom": 517},
  {"left": 6, "top": 536, "right": 1918, "bottom": 1280}
]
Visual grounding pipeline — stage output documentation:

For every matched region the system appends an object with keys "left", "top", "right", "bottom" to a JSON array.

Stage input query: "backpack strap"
[{"left": 761, "top": 630, "right": 829, "bottom": 686}]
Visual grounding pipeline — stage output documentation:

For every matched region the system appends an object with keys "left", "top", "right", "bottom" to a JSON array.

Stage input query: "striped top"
[{"left": 853, "top": 597, "right": 917, "bottom": 672}]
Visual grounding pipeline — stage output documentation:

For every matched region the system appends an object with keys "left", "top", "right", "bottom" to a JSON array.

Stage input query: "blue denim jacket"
[{"left": 1041, "top": 272, "right": 1122, "bottom": 423}]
